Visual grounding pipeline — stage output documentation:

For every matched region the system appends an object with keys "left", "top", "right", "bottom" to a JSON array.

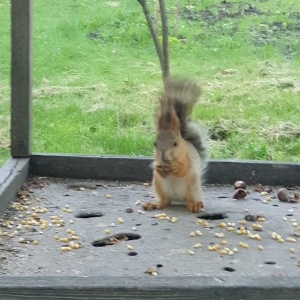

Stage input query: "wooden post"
[{"left": 11, "top": 0, "right": 32, "bottom": 157}]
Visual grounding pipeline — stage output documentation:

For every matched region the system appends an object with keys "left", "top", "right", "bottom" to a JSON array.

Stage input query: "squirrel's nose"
[{"left": 161, "top": 152, "right": 170, "bottom": 164}]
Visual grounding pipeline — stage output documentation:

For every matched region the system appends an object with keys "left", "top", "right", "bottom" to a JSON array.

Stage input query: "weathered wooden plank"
[
  {"left": 206, "top": 159, "right": 300, "bottom": 186},
  {"left": 0, "top": 158, "right": 29, "bottom": 216},
  {"left": 0, "top": 276, "right": 299, "bottom": 299},
  {"left": 11, "top": 0, "right": 32, "bottom": 157},
  {"left": 30, "top": 154, "right": 153, "bottom": 182},
  {"left": 30, "top": 154, "right": 300, "bottom": 185}
]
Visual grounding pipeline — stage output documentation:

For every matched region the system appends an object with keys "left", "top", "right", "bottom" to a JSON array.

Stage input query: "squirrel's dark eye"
[{"left": 173, "top": 141, "right": 177, "bottom": 147}]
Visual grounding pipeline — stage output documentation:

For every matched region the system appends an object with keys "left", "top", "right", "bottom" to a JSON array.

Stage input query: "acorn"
[
  {"left": 276, "top": 188, "right": 290, "bottom": 202},
  {"left": 233, "top": 188, "right": 247, "bottom": 199},
  {"left": 233, "top": 181, "right": 246, "bottom": 190}
]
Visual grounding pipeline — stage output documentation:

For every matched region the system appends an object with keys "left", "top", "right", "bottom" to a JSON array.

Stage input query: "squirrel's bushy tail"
[{"left": 161, "top": 77, "right": 208, "bottom": 170}]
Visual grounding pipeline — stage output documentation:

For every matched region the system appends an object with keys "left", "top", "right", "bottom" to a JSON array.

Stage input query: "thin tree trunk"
[
  {"left": 174, "top": 0, "right": 179, "bottom": 38},
  {"left": 158, "top": 0, "right": 169, "bottom": 79},
  {"left": 137, "top": 0, "right": 164, "bottom": 78},
  {"left": 153, "top": 0, "right": 159, "bottom": 35}
]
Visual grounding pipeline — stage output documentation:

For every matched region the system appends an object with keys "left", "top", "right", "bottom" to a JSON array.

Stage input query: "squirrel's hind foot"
[{"left": 142, "top": 202, "right": 169, "bottom": 211}]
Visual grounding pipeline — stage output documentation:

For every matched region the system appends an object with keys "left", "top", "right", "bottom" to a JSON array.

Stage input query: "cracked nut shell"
[{"left": 233, "top": 189, "right": 247, "bottom": 199}]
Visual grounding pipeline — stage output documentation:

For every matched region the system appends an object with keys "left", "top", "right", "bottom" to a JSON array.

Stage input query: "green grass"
[{"left": 0, "top": 0, "right": 300, "bottom": 166}]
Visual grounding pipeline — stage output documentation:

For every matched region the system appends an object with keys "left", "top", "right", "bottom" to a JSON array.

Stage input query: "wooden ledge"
[
  {"left": 0, "top": 158, "right": 29, "bottom": 216},
  {"left": 30, "top": 153, "right": 300, "bottom": 185}
]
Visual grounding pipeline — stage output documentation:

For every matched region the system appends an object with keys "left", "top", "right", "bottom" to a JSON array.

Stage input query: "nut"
[
  {"left": 219, "top": 222, "right": 227, "bottom": 228},
  {"left": 252, "top": 223, "right": 263, "bottom": 231},
  {"left": 227, "top": 227, "right": 234, "bottom": 232},
  {"left": 212, "top": 244, "right": 220, "bottom": 251},
  {"left": 219, "top": 249, "right": 227, "bottom": 255},
  {"left": 193, "top": 243, "right": 202, "bottom": 249},
  {"left": 233, "top": 189, "right": 247, "bottom": 199},
  {"left": 277, "top": 188, "right": 290, "bottom": 202},
  {"left": 234, "top": 181, "right": 246, "bottom": 190}
]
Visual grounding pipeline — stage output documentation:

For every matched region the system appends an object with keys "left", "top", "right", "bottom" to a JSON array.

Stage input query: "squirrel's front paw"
[
  {"left": 155, "top": 165, "right": 170, "bottom": 178},
  {"left": 186, "top": 201, "right": 204, "bottom": 213}
]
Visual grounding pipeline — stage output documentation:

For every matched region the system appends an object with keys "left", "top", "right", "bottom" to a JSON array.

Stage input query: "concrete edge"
[
  {"left": 30, "top": 153, "right": 300, "bottom": 185},
  {"left": 0, "top": 158, "right": 29, "bottom": 216}
]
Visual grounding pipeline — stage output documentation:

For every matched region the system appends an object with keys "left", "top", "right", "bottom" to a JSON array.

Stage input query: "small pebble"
[{"left": 188, "top": 250, "right": 195, "bottom": 255}]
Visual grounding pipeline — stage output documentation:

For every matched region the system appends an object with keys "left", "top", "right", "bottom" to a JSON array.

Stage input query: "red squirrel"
[{"left": 142, "top": 78, "right": 207, "bottom": 213}]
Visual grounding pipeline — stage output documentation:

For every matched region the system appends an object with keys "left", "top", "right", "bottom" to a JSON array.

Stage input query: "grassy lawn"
[{"left": 0, "top": 0, "right": 300, "bottom": 167}]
